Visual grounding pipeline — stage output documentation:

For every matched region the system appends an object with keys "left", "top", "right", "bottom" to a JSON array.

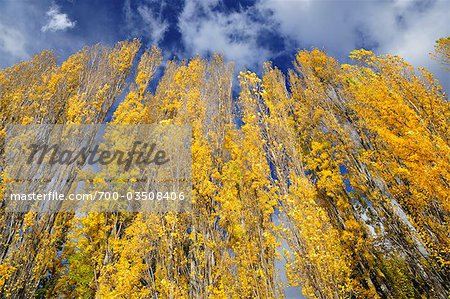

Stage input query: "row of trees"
[{"left": 0, "top": 37, "right": 449, "bottom": 298}]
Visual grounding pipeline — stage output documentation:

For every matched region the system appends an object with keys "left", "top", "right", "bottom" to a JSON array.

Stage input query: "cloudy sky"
[{"left": 0, "top": 0, "right": 448, "bottom": 91}]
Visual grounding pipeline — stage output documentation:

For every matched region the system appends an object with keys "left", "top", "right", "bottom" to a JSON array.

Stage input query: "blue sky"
[{"left": 0, "top": 0, "right": 448, "bottom": 92}]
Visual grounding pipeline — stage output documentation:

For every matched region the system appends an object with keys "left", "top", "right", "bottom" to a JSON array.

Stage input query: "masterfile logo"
[{"left": 3, "top": 124, "right": 192, "bottom": 213}]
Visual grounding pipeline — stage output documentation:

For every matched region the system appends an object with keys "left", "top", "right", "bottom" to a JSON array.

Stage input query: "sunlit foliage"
[{"left": 1, "top": 36, "right": 449, "bottom": 298}]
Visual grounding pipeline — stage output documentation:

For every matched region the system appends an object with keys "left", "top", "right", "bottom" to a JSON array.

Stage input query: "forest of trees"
[{"left": 0, "top": 37, "right": 449, "bottom": 298}]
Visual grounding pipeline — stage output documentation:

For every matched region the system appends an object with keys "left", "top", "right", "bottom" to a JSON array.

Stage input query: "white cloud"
[
  {"left": 256, "top": 0, "right": 361, "bottom": 56},
  {"left": 0, "top": 0, "right": 89, "bottom": 68},
  {"left": 0, "top": 23, "right": 28, "bottom": 59},
  {"left": 256, "top": 0, "right": 449, "bottom": 66},
  {"left": 252, "top": 0, "right": 449, "bottom": 88},
  {"left": 123, "top": 0, "right": 169, "bottom": 45},
  {"left": 137, "top": 5, "right": 169, "bottom": 44},
  {"left": 176, "top": 0, "right": 448, "bottom": 76},
  {"left": 41, "top": 4, "right": 76, "bottom": 32},
  {"left": 178, "top": 0, "right": 273, "bottom": 69},
  {"left": 374, "top": 1, "right": 449, "bottom": 67}
]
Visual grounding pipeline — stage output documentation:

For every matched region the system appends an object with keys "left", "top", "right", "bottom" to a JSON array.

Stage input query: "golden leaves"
[{"left": 1, "top": 37, "right": 449, "bottom": 299}]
